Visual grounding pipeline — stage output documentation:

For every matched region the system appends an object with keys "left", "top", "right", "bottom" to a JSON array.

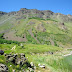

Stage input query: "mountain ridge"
[{"left": 0, "top": 8, "right": 72, "bottom": 22}]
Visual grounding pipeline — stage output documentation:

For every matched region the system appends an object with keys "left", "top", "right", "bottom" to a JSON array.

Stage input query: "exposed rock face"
[
  {"left": 8, "top": 11, "right": 17, "bottom": 16},
  {"left": 4, "top": 53, "right": 36, "bottom": 71},
  {"left": 1, "top": 8, "right": 72, "bottom": 22},
  {"left": 15, "top": 8, "right": 72, "bottom": 22},
  {"left": 36, "top": 24, "right": 46, "bottom": 32},
  {"left": 0, "top": 64, "right": 8, "bottom": 72},
  {"left": 5, "top": 53, "right": 31, "bottom": 68},
  {"left": 0, "top": 11, "right": 7, "bottom": 16}
]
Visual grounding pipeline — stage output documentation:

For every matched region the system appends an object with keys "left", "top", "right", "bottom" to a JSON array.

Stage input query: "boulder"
[
  {"left": 12, "top": 69, "right": 15, "bottom": 72},
  {"left": 0, "top": 50, "right": 4, "bottom": 55},
  {"left": 38, "top": 64, "right": 45, "bottom": 68},
  {"left": 30, "top": 62, "right": 34, "bottom": 67},
  {"left": 0, "top": 64, "right": 8, "bottom": 72}
]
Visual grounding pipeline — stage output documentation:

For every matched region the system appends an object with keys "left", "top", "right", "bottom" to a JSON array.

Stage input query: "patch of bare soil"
[{"left": 4, "top": 31, "right": 27, "bottom": 42}]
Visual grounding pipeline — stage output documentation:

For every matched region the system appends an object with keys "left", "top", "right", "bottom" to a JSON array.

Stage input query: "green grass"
[
  {"left": 0, "top": 43, "right": 62, "bottom": 54},
  {"left": 0, "top": 18, "right": 72, "bottom": 46},
  {"left": 29, "top": 17, "right": 45, "bottom": 20},
  {"left": 0, "top": 43, "right": 72, "bottom": 72},
  {"left": 27, "top": 54, "right": 72, "bottom": 72},
  {"left": 0, "top": 43, "right": 62, "bottom": 71}
]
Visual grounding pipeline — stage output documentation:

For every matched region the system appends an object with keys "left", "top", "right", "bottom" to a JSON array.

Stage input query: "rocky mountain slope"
[{"left": 0, "top": 8, "right": 72, "bottom": 47}]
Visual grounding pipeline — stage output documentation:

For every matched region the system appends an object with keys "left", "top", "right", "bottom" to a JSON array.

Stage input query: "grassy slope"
[
  {"left": 0, "top": 17, "right": 72, "bottom": 46},
  {"left": 8, "top": 18, "right": 72, "bottom": 47},
  {"left": 0, "top": 43, "right": 62, "bottom": 71},
  {"left": 0, "top": 43, "right": 72, "bottom": 72}
]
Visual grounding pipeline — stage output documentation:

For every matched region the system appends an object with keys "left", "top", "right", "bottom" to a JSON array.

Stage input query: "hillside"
[
  {"left": 0, "top": 8, "right": 72, "bottom": 72},
  {"left": 0, "top": 8, "right": 72, "bottom": 47}
]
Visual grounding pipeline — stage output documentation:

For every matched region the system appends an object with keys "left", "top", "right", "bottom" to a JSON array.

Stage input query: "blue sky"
[{"left": 0, "top": 0, "right": 72, "bottom": 15}]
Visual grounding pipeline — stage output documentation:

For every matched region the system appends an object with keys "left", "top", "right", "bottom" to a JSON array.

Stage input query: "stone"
[
  {"left": 0, "top": 64, "right": 8, "bottom": 72},
  {"left": 38, "top": 63, "right": 45, "bottom": 68},
  {"left": 5, "top": 53, "right": 31, "bottom": 70},
  {"left": 20, "top": 53, "right": 25, "bottom": 57},
  {"left": 8, "top": 57, "right": 15, "bottom": 62},
  {"left": 30, "top": 62, "right": 34, "bottom": 67},
  {"left": 13, "top": 54, "right": 17, "bottom": 58},
  {"left": 12, "top": 69, "right": 15, "bottom": 72},
  {"left": 22, "top": 69, "right": 26, "bottom": 72},
  {"left": 0, "top": 50, "right": 4, "bottom": 55}
]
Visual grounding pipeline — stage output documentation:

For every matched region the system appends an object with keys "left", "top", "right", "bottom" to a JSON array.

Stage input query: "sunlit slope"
[{"left": 0, "top": 17, "right": 71, "bottom": 46}]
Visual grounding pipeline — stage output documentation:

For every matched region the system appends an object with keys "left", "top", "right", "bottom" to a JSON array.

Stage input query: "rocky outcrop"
[
  {"left": 5, "top": 53, "right": 29, "bottom": 66},
  {"left": 0, "top": 11, "right": 7, "bottom": 16},
  {"left": 8, "top": 11, "right": 17, "bottom": 16},
  {"left": 15, "top": 8, "right": 72, "bottom": 22},
  {"left": 0, "top": 64, "right": 8, "bottom": 72},
  {"left": 4, "top": 53, "right": 36, "bottom": 71},
  {"left": 1, "top": 8, "right": 72, "bottom": 22}
]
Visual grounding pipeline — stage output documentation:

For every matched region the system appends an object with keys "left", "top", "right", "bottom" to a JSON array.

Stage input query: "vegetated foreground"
[
  {"left": 0, "top": 8, "right": 72, "bottom": 72},
  {"left": 0, "top": 43, "right": 72, "bottom": 72}
]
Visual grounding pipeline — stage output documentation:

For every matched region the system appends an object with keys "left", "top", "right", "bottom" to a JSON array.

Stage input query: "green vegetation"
[
  {"left": 29, "top": 17, "right": 45, "bottom": 20},
  {"left": 0, "top": 43, "right": 72, "bottom": 72},
  {"left": 0, "top": 11, "right": 72, "bottom": 72},
  {"left": 0, "top": 43, "right": 63, "bottom": 71},
  {"left": 46, "top": 18, "right": 58, "bottom": 22}
]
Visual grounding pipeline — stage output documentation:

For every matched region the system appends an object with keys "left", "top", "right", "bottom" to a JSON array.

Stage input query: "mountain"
[
  {"left": 1, "top": 8, "right": 72, "bottom": 72},
  {"left": 0, "top": 8, "right": 72, "bottom": 47}
]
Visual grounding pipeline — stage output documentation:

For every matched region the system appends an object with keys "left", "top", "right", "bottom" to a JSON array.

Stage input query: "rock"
[
  {"left": 4, "top": 53, "right": 7, "bottom": 56},
  {"left": 10, "top": 65, "right": 12, "bottom": 67},
  {"left": 20, "top": 53, "right": 25, "bottom": 57},
  {"left": 28, "top": 67, "right": 34, "bottom": 72},
  {"left": 26, "top": 70, "right": 30, "bottom": 72},
  {"left": 22, "top": 69, "right": 26, "bottom": 72},
  {"left": 0, "top": 11, "right": 7, "bottom": 16},
  {"left": 12, "top": 69, "right": 15, "bottom": 72},
  {"left": 11, "top": 45, "right": 16, "bottom": 50},
  {"left": 5, "top": 53, "right": 29, "bottom": 66},
  {"left": 13, "top": 54, "right": 17, "bottom": 58},
  {"left": 0, "top": 50, "right": 4, "bottom": 55},
  {"left": 30, "top": 62, "right": 34, "bottom": 67},
  {"left": 38, "top": 63, "right": 45, "bottom": 68},
  {"left": 59, "top": 22, "right": 65, "bottom": 25},
  {"left": 6, "top": 54, "right": 12, "bottom": 59},
  {"left": 8, "top": 57, "right": 15, "bottom": 63},
  {"left": 20, "top": 43, "right": 24, "bottom": 48},
  {"left": 49, "top": 52, "right": 53, "bottom": 54},
  {"left": 0, "top": 64, "right": 8, "bottom": 72}
]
